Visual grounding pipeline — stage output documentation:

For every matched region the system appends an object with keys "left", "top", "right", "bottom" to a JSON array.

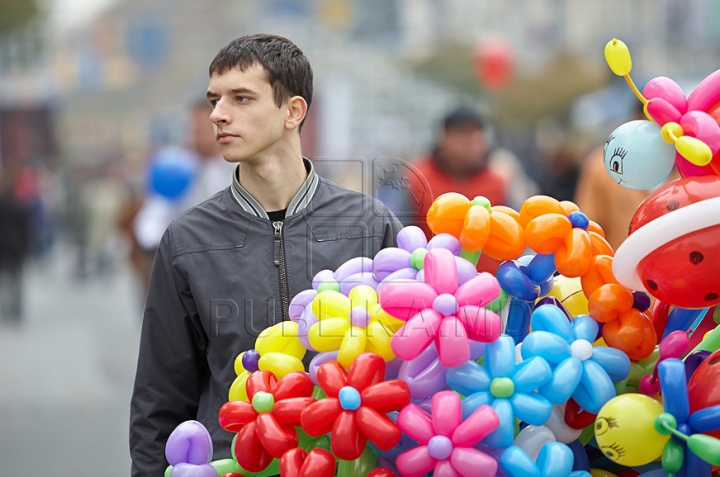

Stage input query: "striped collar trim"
[{"left": 230, "top": 157, "right": 318, "bottom": 219}]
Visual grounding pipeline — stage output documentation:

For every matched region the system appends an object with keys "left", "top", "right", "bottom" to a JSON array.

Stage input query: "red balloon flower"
[
  {"left": 279, "top": 448, "right": 336, "bottom": 477},
  {"left": 300, "top": 353, "right": 412, "bottom": 461},
  {"left": 218, "top": 370, "right": 316, "bottom": 472}
]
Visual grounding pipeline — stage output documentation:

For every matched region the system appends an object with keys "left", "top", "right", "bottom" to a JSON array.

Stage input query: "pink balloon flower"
[
  {"left": 396, "top": 391, "right": 500, "bottom": 477},
  {"left": 380, "top": 248, "right": 503, "bottom": 368}
]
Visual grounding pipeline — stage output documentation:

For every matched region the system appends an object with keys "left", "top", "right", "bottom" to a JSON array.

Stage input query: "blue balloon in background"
[
  {"left": 149, "top": 146, "right": 197, "bottom": 200},
  {"left": 603, "top": 120, "right": 675, "bottom": 190}
]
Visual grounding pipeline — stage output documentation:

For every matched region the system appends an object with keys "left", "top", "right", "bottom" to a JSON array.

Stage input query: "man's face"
[
  {"left": 207, "top": 64, "right": 287, "bottom": 163},
  {"left": 439, "top": 124, "right": 488, "bottom": 173}
]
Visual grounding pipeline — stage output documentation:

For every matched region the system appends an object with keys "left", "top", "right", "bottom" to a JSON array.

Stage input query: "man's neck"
[{"left": 237, "top": 150, "right": 307, "bottom": 213}]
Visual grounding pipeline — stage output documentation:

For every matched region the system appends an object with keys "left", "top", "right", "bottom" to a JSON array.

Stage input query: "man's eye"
[
  {"left": 209, "top": 100, "right": 218, "bottom": 108},
  {"left": 236, "top": 96, "right": 249, "bottom": 103}
]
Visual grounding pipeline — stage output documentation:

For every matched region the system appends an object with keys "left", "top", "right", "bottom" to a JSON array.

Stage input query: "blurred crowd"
[{"left": 0, "top": 95, "right": 645, "bottom": 324}]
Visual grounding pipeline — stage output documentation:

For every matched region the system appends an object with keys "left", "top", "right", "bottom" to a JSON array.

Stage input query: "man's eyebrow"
[{"left": 230, "top": 87, "right": 256, "bottom": 95}]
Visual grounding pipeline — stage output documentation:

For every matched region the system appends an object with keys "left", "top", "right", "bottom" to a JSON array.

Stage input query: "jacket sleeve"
[{"left": 130, "top": 225, "right": 205, "bottom": 477}]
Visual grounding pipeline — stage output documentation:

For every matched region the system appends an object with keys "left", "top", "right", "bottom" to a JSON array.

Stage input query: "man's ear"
[{"left": 285, "top": 96, "right": 307, "bottom": 130}]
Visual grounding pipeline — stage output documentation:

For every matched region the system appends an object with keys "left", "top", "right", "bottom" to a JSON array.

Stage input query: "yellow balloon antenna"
[{"left": 604, "top": 38, "right": 648, "bottom": 107}]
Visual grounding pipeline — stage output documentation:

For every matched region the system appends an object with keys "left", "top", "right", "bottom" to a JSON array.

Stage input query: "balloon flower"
[
  {"left": 380, "top": 248, "right": 503, "bottom": 368},
  {"left": 496, "top": 253, "right": 555, "bottom": 343},
  {"left": 372, "top": 225, "right": 472, "bottom": 287},
  {"left": 164, "top": 420, "right": 216, "bottom": 477},
  {"left": 308, "top": 285, "right": 403, "bottom": 369},
  {"left": 447, "top": 335, "right": 554, "bottom": 448},
  {"left": 605, "top": 38, "right": 720, "bottom": 178},
  {"left": 656, "top": 358, "right": 720, "bottom": 475},
  {"left": 279, "top": 448, "right": 336, "bottom": 477},
  {"left": 520, "top": 196, "right": 610, "bottom": 278},
  {"left": 219, "top": 371, "right": 316, "bottom": 472},
  {"left": 425, "top": 193, "right": 526, "bottom": 262},
  {"left": 314, "top": 257, "right": 379, "bottom": 296},
  {"left": 521, "top": 305, "right": 630, "bottom": 413},
  {"left": 500, "top": 442, "right": 591, "bottom": 477},
  {"left": 396, "top": 391, "right": 500, "bottom": 477},
  {"left": 229, "top": 321, "right": 306, "bottom": 402},
  {"left": 398, "top": 341, "right": 486, "bottom": 401},
  {"left": 300, "top": 353, "right": 411, "bottom": 461}
]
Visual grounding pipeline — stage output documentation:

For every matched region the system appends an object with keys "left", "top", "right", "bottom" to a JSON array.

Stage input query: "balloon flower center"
[
  {"left": 427, "top": 435, "right": 453, "bottom": 460},
  {"left": 568, "top": 211, "right": 589, "bottom": 230},
  {"left": 339, "top": 386, "right": 362, "bottom": 411},
  {"left": 350, "top": 306, "right": 371, "bottom": 329},
  {"left": 410, "top": 248, "right": 428, "bottom": 271},
  {"left": 433, "top": 294, "right": 458, "bottom": 317},
  {"left": 490, "top": 377, "right": 514, "bottom": 398},
  {"left": 570, "top": 340, "right": 594, "bottom": 361},
  {"left": 252, "top": 391, "right": 275, "bottom": 414},
  {"left": 317, "top": 279, "right": 340, "bottom": 293},
  {"left": 242, "top": 349, "right": 261, "bottom": 373}
]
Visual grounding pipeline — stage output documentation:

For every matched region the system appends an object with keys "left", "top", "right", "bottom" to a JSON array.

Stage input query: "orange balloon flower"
[{"left": 426, "top": 193, "right": 525, "bottom": 261}]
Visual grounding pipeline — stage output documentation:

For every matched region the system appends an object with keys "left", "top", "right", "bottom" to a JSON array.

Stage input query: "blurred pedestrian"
[
  {"left": 574, "top": 104, "right": 678, "bottom": 250},
  {"left": 0, "top": 178, "right": 30, "bottom": 324},
  {"left": 404, "top": 107, "right": 535, "bottom": 273},
  {"left": 119, "top": 100, "right": 234, "bottom": 298}
]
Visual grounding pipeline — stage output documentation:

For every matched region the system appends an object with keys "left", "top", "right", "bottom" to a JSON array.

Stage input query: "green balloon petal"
[
  {"left": 662, "top": 440, "right": 684, "bottom": 474},
  {"left": 485, "top": 288, "right": 508, "bottom": 312},
  {"left": 312, "top": 386, "right": 327, "bottom": 400},
  {"left": 688, "top": 434, "right": 720, "bottom": 465},
  {"left": 165, "top": 465, "right": 172, "bottom": 477},
  {"left": 460, "top": 248, "right": 480, "bottom": 266},
  {"left": 255, "top": 459, "right": 280, "bottom": 477},
  {"left": 336, "top": 444, "right": 376, "bottom": 476}
]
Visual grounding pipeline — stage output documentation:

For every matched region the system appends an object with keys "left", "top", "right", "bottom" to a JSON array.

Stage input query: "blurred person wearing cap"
[{"left": 405, "top": 107, "right": 536, "bottom": 273}]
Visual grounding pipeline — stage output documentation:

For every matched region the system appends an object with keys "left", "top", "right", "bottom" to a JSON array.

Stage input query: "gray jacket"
[{"left": 130, "top": 162, "right": 402, "bottom": 476}]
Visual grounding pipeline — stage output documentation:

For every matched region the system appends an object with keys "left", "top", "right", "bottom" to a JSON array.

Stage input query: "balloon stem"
[
  {"left": 624, "top": 74, "right": 647, "bottom": 105},
  {"left": 661, "top": 422, "right": 688, "bottom": 442},
  {"left": 460, "top": 248, "right": 481, "bottom": 266}
]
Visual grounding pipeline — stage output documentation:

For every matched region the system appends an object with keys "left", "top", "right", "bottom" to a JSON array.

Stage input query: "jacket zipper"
[{"left": 273, "top": 221, "right": 290, "bottom": 321}]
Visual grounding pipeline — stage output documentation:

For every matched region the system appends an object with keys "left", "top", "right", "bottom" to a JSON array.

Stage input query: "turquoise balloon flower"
[
  {"left": 520, "top": 305, "right": 631, "bottom": 414},
  {"left": 447, "top": 335, "right": 553, "bottom": 449}
]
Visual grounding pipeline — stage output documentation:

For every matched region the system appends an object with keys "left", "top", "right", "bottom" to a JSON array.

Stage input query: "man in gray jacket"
[{"left": 129, "top": 34, "right": 402, "bottom": 476}]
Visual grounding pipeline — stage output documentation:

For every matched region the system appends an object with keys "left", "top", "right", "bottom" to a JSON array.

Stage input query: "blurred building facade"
[{"left": 1, "top": 0, "right": 719, "bottom": 196}]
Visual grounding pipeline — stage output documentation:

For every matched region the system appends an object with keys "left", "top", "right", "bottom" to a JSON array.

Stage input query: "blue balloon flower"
[
  {"left": 447, "top": 335, "right": 553, "bottom": 448},
  {"left": 500, "top": 442, "right": 591, "bottom": 477},
  {"left": 520, "top": 305, "right": 630, "bottom": 414},
  {"left": 658, "top": 358, "right": 716, "bottom": 477}
]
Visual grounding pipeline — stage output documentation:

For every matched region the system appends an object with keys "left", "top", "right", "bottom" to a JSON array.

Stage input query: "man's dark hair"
[{"left": 209, "top": 34, "right": 313, "bottom": 116}]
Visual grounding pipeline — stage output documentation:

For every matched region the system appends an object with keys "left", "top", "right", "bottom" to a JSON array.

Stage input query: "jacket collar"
[{"left": 230, "top": 157, "right": 319, "bottom": 219}]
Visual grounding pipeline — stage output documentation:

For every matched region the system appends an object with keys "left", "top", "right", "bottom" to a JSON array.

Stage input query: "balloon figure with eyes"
[{"left": 603, "top": 38, "right": 720, "bottom": 189}]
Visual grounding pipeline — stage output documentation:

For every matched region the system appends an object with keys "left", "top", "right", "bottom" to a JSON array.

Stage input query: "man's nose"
[{"left": 210, "top": 100, "right": 230, "bottom": 124}]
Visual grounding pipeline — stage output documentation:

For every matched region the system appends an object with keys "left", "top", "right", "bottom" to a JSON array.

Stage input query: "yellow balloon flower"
[
  {"left": 308, "top": 285, "right": 404, "bottom": 369},
  {"left": 604, "top": 38, "right": 632, "bottom": 76},
  {"left": 228, "top": 321, "right": 306, "bottom": 402}
]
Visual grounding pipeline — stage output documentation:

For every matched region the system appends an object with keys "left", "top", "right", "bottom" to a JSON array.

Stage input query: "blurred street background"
[{"left": 1, "top": 0, "right": 720, "bottom": 475}]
